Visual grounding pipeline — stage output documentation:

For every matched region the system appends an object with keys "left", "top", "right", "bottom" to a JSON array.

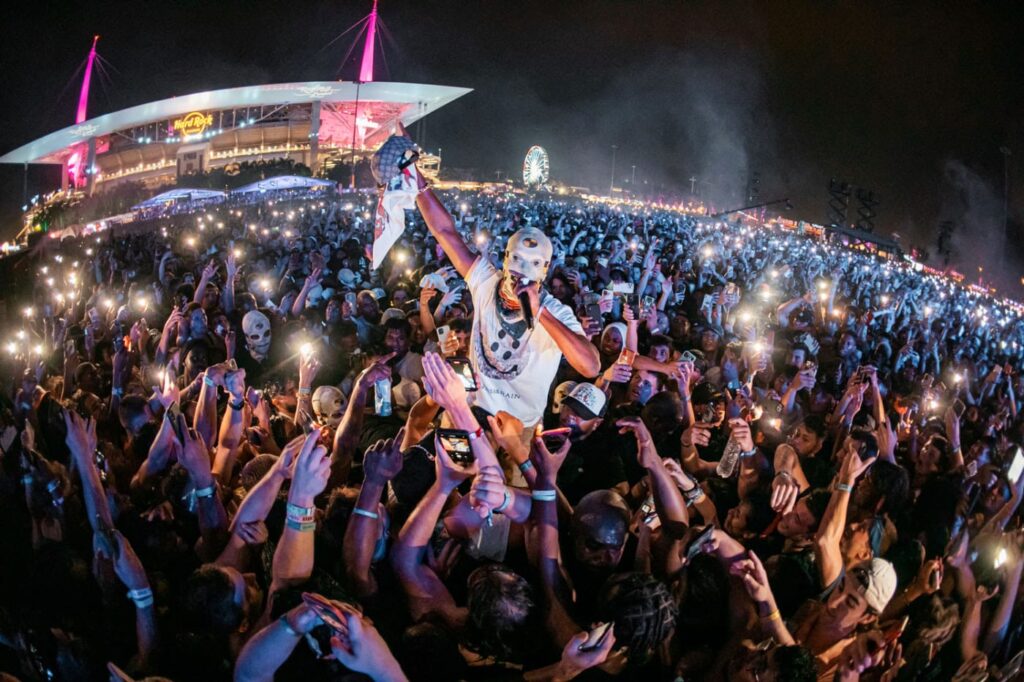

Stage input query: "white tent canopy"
[
  {"left": 231, "top": 176, "right": 335, "bottom": 194},
  {"left": 132, "top": 188, "right": 226, "bottom": 209}
]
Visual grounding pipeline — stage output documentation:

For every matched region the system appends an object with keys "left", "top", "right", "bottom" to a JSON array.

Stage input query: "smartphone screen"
[
  {"left": 953, "top": 399, "right": 966, "bottom": 419},
  {"left": 447, "top": 357, "right": 477, "bottom": 391},
  {"left": 1008, "top": 447, "right": 1024, "bottom": 485},
  {"left": 617, "top": 349, "right": 637, "bottom": 366},
  {"left": 438, "top": 429, "right": 475, "bottom": 465},
  {"left": 578, "top": 622, "right": 614, "bottom": 652}
]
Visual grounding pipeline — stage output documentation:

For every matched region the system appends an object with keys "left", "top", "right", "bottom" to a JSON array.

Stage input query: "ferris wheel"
[{"left": 523, "top": 145, "right": 550, "bottom": 185}]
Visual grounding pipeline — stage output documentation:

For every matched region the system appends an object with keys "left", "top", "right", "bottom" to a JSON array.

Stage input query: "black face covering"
[{"left": 568, "top": 423, "right": 587, "bottom": 442}]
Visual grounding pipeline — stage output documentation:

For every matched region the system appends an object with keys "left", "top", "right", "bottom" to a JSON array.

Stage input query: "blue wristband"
[{"left": 352, "top": 507, "right": 379, "bottom": 520}]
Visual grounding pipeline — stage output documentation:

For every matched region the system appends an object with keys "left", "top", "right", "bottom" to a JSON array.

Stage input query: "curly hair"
[{"left": 596, "top": 572, "right": 678, "bottom": 664}]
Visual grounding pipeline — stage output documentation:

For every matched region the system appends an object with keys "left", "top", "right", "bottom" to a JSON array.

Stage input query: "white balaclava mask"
[
  {"left": 503, "top": 227, "right": 553, "bottom": 284},
  {"left": 242, "top": 310, "right": 272, "bottom": 361},
  {"left": 311, "top": 385, "right": 346, "bottom": 428}
]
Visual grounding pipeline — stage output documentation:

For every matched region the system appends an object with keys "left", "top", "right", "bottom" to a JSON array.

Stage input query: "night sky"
[{"left": 1, "top": 1, "right": 1021, "bottom": 273}]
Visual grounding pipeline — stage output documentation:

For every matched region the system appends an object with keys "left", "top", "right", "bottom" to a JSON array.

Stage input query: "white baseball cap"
[
  {"left": 861, "top": 558, "right": 897, "bottom": 614},
  {"left": 562, "top": 382, "right": 607, "bottom": 420}
]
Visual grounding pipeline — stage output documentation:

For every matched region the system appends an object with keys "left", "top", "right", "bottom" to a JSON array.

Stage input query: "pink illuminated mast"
[
  {"left": 76, "top": 35, "right": 99, "bottom": 123},
  {"left": 67, "top": 35, "right": 100, "bottom": 188},
  {"left": 358, "top": 0, "right": 378, "bottom": 82}
]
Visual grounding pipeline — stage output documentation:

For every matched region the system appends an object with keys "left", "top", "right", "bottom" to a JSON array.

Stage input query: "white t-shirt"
[{"left": 466, "top": 257, "right": 583, "bottom": 426}]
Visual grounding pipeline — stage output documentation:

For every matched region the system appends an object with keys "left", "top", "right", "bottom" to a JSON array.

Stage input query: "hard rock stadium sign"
[{"left": 172, "top": 112, "right": 214, "bottom": 136}]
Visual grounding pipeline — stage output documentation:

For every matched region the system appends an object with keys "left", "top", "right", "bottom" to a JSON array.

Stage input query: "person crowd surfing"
[{"left": 0, "top": 132, "right": 1022, "bottom": 681}]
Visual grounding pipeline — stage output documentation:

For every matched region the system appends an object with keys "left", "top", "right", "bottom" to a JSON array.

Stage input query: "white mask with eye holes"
[
  {"left": 242, "top": 310, "right": 272, "bottom": 362},
  {"left": 311, "top": 385, "right": 346, "bottom": 428}
]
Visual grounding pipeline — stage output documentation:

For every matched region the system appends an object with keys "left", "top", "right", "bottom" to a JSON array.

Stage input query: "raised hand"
[
  {"left": 178, "top": 418, "right": 214, "bottom": 488},
  {"left": 421, "top": 351, "right": 467, "bottom": 411},
  {"left": 530, "top": 425, "right": 572, "bottom": 479},
  {"left": 363, "top": 428, "right": 405, "bottom": 485},
  {"left": 468, "top": 465, "right": 508, "bottom": 518},
  {"left": 202, "top": 259, "right": 218, "bottom": 281},
  {"left": 559, "top": 626, "right": 617, "bottom": 676},
  {"left": 63, "top": 409, "right": 98, "bottom": 458},
  {"left": 110, "top": 530, "right": 150, "bottom": 592},
  {"left": 838, "top": 445, "right": 875, "bottom": 487},
  {"left": 602, "top": 362, "right": 632, "bottom": 385},
  {"left": 730, "top": 550, "right": 774, "bottom": 607},
  {"left": 434, "top": 431, "right": 479, "bottom": 492},
  {"left": 304, "top": 267, "right": 323, "bottom": 290},
  {"left": 727, "top": 418, "right": 754, "bottom": 452},
  {"left": 486, "top": 411, "right": 526, "bottom": 461},
  {"left": 224, "top": 368, "right": 247, "bottom": 402},
  {"left": 234, "top": 521, "right": 269, "bottom": 547},
  {"left": 297, "top": 353, "right": 320, "bottom": 392},
  {"left": 289, "top": 431, "right": 330, "bottom": 505},
  {"left": 329, "top": 609, "right": 406, "bottom": 681},
  {"left": 681, "top": 422, "right": 712, "bottom": 449},
  {"left": 153, "top": 367, "right": 180, "bottom": 410},
  {"left": 616, "top": 416, "right": 657, "bottom": 467}
]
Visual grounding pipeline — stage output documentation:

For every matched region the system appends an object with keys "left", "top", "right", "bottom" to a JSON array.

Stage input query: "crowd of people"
[{"left": 1, "top": 145, "right": 1023, "bottom": 682}]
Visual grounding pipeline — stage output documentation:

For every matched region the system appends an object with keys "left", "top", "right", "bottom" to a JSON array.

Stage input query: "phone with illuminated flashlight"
[
  {"left": 1008, "top": 447, "right": 1024, "bottom": 485},
  {"left": 540, "top": 427, "right": 571, "bottom": 451}
]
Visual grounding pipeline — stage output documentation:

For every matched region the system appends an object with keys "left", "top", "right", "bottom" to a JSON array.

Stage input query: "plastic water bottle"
[
  {"left": 716, "top": 438, "right": 741, "bottom": 478},
  {"left": 374, "top": 378, "right": 392, "bottom": 417}
]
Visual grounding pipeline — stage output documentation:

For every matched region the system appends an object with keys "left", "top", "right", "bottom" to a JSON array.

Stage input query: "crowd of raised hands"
[{"left": 1, "top": 187, "right": 1024, "bottom": 681}]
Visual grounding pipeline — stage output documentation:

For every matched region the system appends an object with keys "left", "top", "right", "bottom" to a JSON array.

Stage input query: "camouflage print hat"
[{"left": 370, "top": 135, "right": 421, "bottom": 187}]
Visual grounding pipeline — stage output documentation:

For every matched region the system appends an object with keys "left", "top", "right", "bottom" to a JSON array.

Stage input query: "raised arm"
[
  {"left": 814, "top": 448, "right": 873, "bottom": 589},
  {"left": 390, "top": 436, "right": 475, "bottom": 627},
  {"left": 271, "top": 432, "right": 328, "bottom": 592},
  {"left": 519, "top": 282, "right": 601, "bottom": 378},
  {"left": 330, "top": 356, "right": 392, "bottom": 488},
  {"left": 177, "top": 417, "right": 229, "bottom": 558},
  {"left": 529, "top": 431, "right": 581, "bottom": 647},
  {"left": 415, "top": 179, "right": 477, "bottom": 278},
  {"left": 343, "top": 430, "right": 404, "bottom": 600},
  {"left": 212, "top": 368, "right": 248, "bottom": 486}
]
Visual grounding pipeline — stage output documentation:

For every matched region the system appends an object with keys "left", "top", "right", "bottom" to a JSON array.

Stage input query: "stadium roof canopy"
[
  {"left": 132, "top": 188, "right": 226, "bottom": 209},
  {"left": 0, "top": 80, "right": 471, "bottom": 166},
  {"left": 232, "top": 175, "right": 335, "bottom": 193}
]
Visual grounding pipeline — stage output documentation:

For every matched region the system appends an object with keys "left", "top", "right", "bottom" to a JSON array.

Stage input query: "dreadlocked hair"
[{"left": 597, "top": 572, "right": 678, "bottom": 664}]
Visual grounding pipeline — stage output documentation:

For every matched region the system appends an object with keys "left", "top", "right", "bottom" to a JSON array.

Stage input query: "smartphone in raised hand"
[
  {"left": 1008, "top": 447, "right": 1024, "bottom": 485},
  {"left": 437, "top": 428, "right": 475, "bottom": 465},
  {"left": 447, "top": 357, "right": 478, "bottom": 391},
  {"left": 578, "top": 621, "right": 614, "bottom": 652}
]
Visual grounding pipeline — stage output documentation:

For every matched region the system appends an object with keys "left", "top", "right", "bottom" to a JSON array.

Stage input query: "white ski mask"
[
  {"left": 503, "top": 227, "right": 553, "bottom": 283},
  {"left": 242, "top": 310, "right": 272, "bottom": 361},
  {"left": 311, "top": 385, "right": 346, "bottom": 428}
]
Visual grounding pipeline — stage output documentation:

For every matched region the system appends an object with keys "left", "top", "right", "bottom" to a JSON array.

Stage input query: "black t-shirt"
[{"left": 557, "top": 426, "right": 630, "bottom": 506}]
